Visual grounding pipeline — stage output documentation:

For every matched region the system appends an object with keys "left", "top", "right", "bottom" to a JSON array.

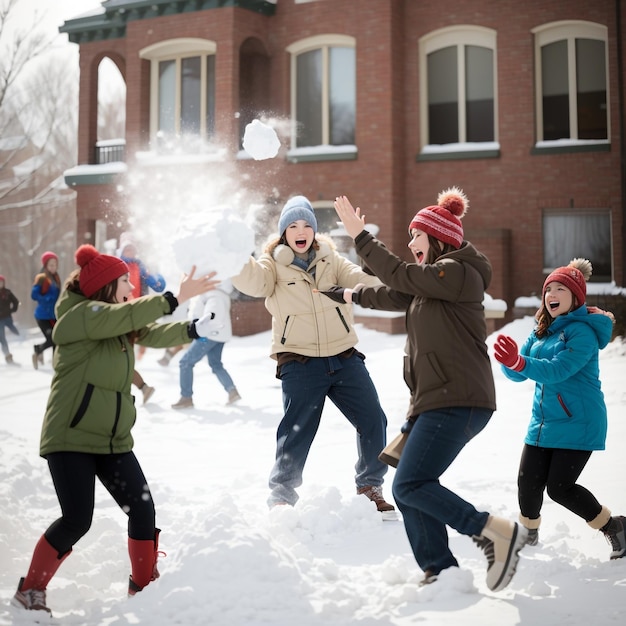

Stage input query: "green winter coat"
[{"left": 39, "top": 290, "right": 192, "bottom": 457}]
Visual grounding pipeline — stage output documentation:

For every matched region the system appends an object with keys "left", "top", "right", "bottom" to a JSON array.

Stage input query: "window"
[
  {"left": 419, "top": 26, "right": 497, "bottom": 149},
  {"left": 543, "top": 210, "right": 612, "bottom": 281},
  {"left": 533, "top": 22, "right": 608, "bottom": 143},
  {"left": 287, "top": 35, "right": 356, "bottom": 151},
  {"left": 140, "top": 39, "right": 216, "bottom": 149}
]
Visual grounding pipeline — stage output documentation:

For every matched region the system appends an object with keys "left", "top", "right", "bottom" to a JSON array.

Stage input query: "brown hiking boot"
[{"left": 357, "top": 485, "right": 395, "bottom": 512}]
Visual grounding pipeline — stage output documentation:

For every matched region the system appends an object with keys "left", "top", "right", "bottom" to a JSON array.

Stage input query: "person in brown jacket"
[{"left": 330, "top": 188, "right": 528, "bottom": 592}]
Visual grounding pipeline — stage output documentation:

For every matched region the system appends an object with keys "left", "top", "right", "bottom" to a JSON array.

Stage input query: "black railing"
[{"left": 95, "top": 142, "right": 126, "bottom": 164}]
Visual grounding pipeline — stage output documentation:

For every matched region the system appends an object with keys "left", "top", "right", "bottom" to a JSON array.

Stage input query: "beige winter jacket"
[{"left": 232, "top": 235, "right": 381, "bottom": 359}]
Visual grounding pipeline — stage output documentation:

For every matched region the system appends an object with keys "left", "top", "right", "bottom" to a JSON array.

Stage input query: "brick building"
[{"left": 60, "top": 0, "right": 625, "bottom": 334}]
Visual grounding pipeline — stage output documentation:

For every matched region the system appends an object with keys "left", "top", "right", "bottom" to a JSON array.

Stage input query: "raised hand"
[
  {"left": 334, "top": 195, "right": 367, "bottom": 239},
  {"left": 177, "top": 266, "right": 220, "bottom": 304}
]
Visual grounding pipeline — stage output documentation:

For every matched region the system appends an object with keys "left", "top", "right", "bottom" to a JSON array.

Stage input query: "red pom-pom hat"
[{"left": 75, "top": 244, "right": 129, "bottom": 298}]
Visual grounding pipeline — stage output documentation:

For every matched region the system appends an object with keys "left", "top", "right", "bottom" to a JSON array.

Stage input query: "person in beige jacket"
[{"left": 232, "top": 195, "right": 394, "bottom": 514}]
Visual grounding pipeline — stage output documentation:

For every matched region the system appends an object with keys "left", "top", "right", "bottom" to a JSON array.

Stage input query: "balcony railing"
[{"left": 95, "top": 140, "right": 126, "bottom": 164}]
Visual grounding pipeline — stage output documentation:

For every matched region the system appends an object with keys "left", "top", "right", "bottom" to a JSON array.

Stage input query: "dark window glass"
[{"left": 428, "top": 46, "right": 458, "bottom": 144}]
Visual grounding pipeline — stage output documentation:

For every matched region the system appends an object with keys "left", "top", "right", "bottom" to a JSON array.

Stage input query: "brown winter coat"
[
  {"left": 354, "top": 231, "right": 496, "bottom": 418},
  {"left": 232, "top": 235, "right": 381, "bottom": 359}
]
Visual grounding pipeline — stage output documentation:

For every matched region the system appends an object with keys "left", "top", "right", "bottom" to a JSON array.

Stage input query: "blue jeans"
[
  {"left": 179, "top": 339, "right": 236, "bottom": 398},
  {"left": 269, "top": 352, "right": 388, "bottom": 506},
  {"left": 392, "top": 407, "right": 492, "bottom": 575},
  {"left": 0, "top": 317, "right": 19, "bottom": 356}
]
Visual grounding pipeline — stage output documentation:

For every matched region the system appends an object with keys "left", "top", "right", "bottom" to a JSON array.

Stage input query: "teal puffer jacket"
[
  {"left": 501, "top": 305, "right": 613, "bottom": 451},
  {"left": 39, "top": 290, "right": 192, "bottom": 457}
]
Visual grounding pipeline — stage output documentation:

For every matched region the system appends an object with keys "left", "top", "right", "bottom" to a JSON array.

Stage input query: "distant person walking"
[
  {"left": 0, "top": 273, "right": 20, "bottom": 364},
  {"left": 31, "top": 251, "right": 61, "bottom": 369},
  {"left": 171, "top": 279, "right": 241, "bottom": 408}
]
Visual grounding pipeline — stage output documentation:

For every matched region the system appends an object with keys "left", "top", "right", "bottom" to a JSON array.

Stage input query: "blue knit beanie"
[{"left": 278, "top": 196, "right": 317, "bottom": 236}]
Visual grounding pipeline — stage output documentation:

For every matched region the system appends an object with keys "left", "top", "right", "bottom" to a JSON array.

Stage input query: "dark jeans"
[
  {"left": 34, "top": 318, "right": 55, "bottom": 354},
  {"left": 392, "top": 407, "right": 492, "bottom": 575},
  {"left": 268, "top": 352, "right": 388, "bottom": 506},
  {"left": 44, "top": 451, "right": 156, "bottom": 554},
  {"left": 518, "top": 444, "right": 600, "bottom": 522}
]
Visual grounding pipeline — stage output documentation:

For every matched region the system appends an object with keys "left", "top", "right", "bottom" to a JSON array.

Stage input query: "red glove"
[{"left": 494, "top": 335, "right": 525, "bottom": 371}]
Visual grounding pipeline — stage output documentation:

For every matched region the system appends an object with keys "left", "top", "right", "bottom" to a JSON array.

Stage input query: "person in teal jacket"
[
  {"left": 494, "top": 258, "right": 625, "bottom": 559},
  {"left": 13, "top": 244, "right": 220, "bottom": 616}
]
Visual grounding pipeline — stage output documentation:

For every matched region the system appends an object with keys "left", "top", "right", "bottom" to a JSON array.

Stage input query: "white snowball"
[
  {"left": 171, "top": 208, "right": 254, "bottom": 280},
  {"left": 242, "top": 119, "right": 281, "bottom": 160}
]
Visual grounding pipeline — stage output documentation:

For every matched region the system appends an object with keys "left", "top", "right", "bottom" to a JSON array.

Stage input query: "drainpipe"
[{"left": 618, "top": 0, "right": 626, "bottom": 285}]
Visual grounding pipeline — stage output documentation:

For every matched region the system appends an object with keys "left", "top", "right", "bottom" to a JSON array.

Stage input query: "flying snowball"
[
  {"left": 243, "top": 119, "right": 281, "bottom": 160},
  {"left": 171, "top": 209, "right": 254, "bottom": 280}
]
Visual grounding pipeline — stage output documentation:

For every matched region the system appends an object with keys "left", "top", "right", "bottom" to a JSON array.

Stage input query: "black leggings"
[
  {"left": 44, "top": 451, "right": 156, "bottom": 555},
  {"left": 518, "top": 444, "right": 602, "bottom": 522},
  {"left": 35, "top": 319, "right": 55, "bottom": 354}
]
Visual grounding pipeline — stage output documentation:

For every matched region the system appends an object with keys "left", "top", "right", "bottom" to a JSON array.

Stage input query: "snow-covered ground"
[{"left": 1, "top": 316, "right": 625, "bottom": 625}]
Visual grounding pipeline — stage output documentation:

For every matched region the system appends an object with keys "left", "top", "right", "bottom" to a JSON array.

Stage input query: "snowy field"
[{"left": 1, "top": 316, "right": 625, "bottom": 625}]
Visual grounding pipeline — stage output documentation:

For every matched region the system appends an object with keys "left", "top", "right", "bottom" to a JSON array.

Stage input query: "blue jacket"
[
  {"left": 31, "top": 272, "right": 61, "bottom": 321},
  {"left": 502, "top": 305, "right": 613, "bottom": 451}
]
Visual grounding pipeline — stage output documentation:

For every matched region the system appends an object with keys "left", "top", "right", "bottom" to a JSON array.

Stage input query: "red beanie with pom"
[
  {"left": 75, "top": 245, "right": 129, "bottom": 298},
  {"left": 543, "top": 258, "right": 592, "bottom": 306},
  {"left": 41, "top": 251, "right": 58, "bottom": 267},
  {"left": 409, "top": 187, "right": 469, "bottom": 249}
]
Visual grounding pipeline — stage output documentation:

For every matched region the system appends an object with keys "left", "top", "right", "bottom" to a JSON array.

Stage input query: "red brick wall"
[{"left": 71, "top": 0, "right": 624, "bottom": 332}]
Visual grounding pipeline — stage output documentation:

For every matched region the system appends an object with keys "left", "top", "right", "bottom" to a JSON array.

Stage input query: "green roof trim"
[
  {"left": 64, "top": 171, "right": 125, "bottom": 187},
  {"left": 59, "top": 0, "right": 276, "bottom": 44}
]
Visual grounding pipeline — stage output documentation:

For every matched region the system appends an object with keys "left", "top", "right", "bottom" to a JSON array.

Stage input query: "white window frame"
[
  {"left": 532, "top": 20, "right": 609, "bottom": 145},
  {"left": 286, "top": 34, "right": 356, "bottom": 151},
  {"left": 418, "top": 25, "right": 498, "bottom": 151},
  {"left": 139, "top": 38, "right": 217, "bottom": 144}
]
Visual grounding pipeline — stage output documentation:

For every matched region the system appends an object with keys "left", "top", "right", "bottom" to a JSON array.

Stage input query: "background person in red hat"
[
  {"left": 13, "top": 244, "right": 220, "bottom": 615},
  {"left": 30, "top": 251, "right": 61, "bottom": 369},
  {"left": 494, "top": 258, "right": 625, "bottom": 560}
]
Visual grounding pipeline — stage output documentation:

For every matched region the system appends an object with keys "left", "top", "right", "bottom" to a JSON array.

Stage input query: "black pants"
[
  {"left": 518, "top": 443, "right": 601, "bottom": 522},
  {"left": 35, "top": 318, "right": 55, "bottom": 354},
  {"left": 44, "top": 451, "right": 156, "bottom": 555}
]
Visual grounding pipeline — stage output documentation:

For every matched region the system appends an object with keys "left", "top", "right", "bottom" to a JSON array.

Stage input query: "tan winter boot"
[
  {"left": 519, "top": 514, "right": 541, "bottom": 546},
  {"left": 473, "top": 515, "right": 528, "bottom": 592}
]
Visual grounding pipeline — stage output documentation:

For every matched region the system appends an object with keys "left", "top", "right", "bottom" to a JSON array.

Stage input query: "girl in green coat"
[{"left": 13, "top": 244, "right": 219, "bottom": 615}]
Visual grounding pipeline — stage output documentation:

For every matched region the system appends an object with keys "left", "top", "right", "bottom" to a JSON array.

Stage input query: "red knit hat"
[
  {"left": 409, "top": 187, "right": 468, "bottom": 249},
  {"left": 41, "top": 251, "right": 58, "bottom": 267},
  {"left": 543, "top": 258, "right": 592, "bottom": 306},
  {"left": 76, "top": 244, "right": 129, "bottom": 298}
]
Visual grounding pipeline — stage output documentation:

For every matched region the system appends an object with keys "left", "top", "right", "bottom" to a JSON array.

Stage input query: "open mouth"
[
  {"left": 295, "top": 239, "right": 308, "bottom": 249},
  {"left": 416, "top": 251, "right": 424, "bottom": 262},
  {"left": 548, "top": 301, "right": 559, "bottom": 311}
]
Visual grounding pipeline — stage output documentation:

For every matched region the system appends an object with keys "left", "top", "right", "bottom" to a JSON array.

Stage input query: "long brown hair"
[
  {"left": 424, "top": 234, "right": 456, "bottom": 264},
  {"left": 534, "top": 295, "right": 580, "bottom": 338}
]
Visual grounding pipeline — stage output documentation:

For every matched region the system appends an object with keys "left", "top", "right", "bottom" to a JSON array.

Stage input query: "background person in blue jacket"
[
  {"left": 494, "top": 258, "right": 625, "bottom": 559},
  {"left": 30, "top": 251, "right": 61, "bottom": 369}
]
